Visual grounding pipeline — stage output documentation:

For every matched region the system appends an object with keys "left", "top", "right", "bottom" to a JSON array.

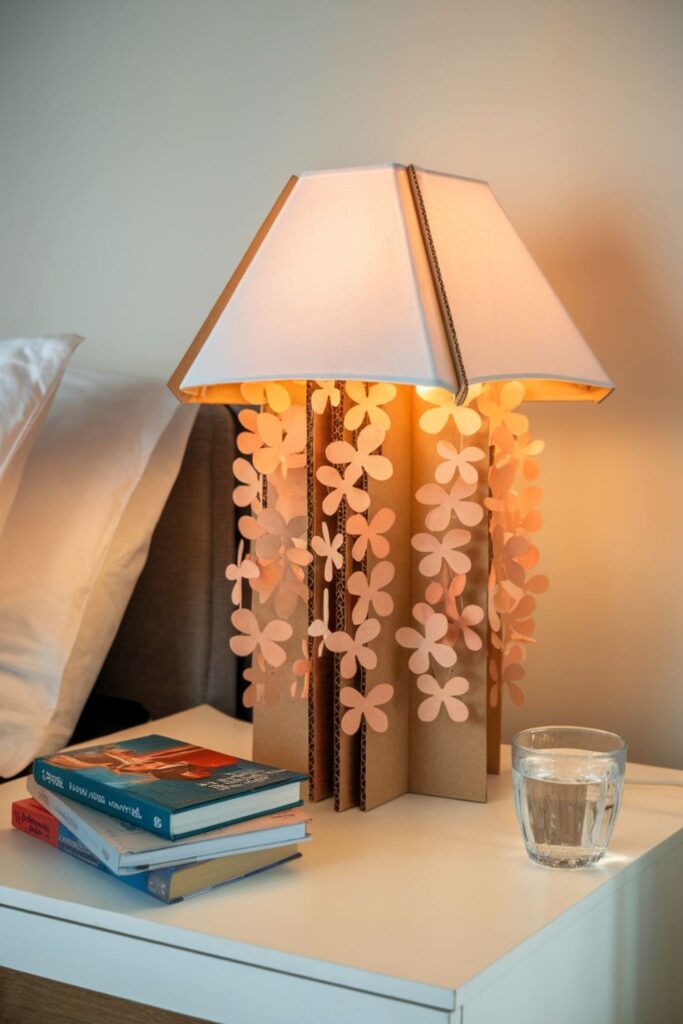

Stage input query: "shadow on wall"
[{"left": 502, "top": 202, "right": 683, "bottom": 769}]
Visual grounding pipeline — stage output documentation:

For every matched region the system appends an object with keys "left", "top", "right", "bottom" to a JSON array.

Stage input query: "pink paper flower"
[
  {"left": 418, "top": 387, "right": 482, "bottom": 436},
  {"left": 252, "top": 408, "right": 306, "bottom": 477},
  {"left": 411, "top": 529, "right": 472, "bottom": 577},
  {"left": 492, "top": 426, "right": 544, "bottom": 480},
  {"left": 236, "top": 408, "right": 262, "bottom": 456},
  {"left": 417, "top": 674, "right": 469, "bottom": 722},
  {"left": 416, "top": 479, "right": 483, "bottom": 531},
  {"left": 230, "top": 609, "right": 293, "bottom": 668},
  {"left": 311, "top": 380, "right": 341, "bottom": 414},
  {"left": 225, "top": 539, "right": 260, "bottom": 606},
  {"left": 267, "top": 468, "right": 308, "bottom": 524},
  {"left": 347, "top": 561, "right": 395, "bottom": 625},
  {"left": 396, "top": 606, "right": 457, "bottom": 674},
  {"left": 232, "top": 458, "right": 261, "bottom": 511},
  {"left": 240, "top": 380, "right": 292, "bottom": 413},
  {"left": 344, "top": 381, "right": 397, "bottom": 431},
  {"left": 326, "top": 423, "right": 393, "bottom": 482},
  {"left": 478, "top": 381, "right": 529, "bottom": 437},
  {"left": 249, "top": 559, "right": 308, "bottom": 619},
  {"left": 490, "top": 527, "right": 529, "bottom": 595},
  {"left": 243, "top": 654, "right": 282, "bottom": 707},
  {"left": 340, "top": 683, "right": 394, "bottom": 735},
  {"left": 435, "top": 440, "right": 486, "bottom": 486},
  {"left": 311, "top": 522, "right": 344, "bottom": 582},
  {"left": 316, "top": 464, "right": 370, "bottom": 515},
  {"left": 427, "top": 573, "right": 484, "bottom": 650},
  {"left": 489, "top": 647, "right": 526, "bottom": 707},
  {"left": 326, "top": 618, "right": 381, "bottom": 678},
  {"left": 252, "top": 508, "right": 312, "bottom": 569},
  {"left": 346, "top": 507, "right": 395, "bottom": 561}
]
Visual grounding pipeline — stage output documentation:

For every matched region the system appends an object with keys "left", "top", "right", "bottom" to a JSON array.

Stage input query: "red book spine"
[{"left": 12, "top": 797, "right": 60, "bottom": 847}]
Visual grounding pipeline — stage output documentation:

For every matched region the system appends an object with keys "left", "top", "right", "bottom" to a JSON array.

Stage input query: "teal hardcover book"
[{"left": 33, "top": 735, "right": 306, "bottom": 839}]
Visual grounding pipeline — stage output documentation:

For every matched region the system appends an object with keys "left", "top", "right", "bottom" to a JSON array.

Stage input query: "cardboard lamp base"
[{"left": 229, "top": 381, "right": 542, "bottom": 812}]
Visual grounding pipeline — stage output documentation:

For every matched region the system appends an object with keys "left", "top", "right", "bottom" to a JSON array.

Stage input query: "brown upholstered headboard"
[{"left": 72, "top": 405, "right": 245, "bottom": 744}]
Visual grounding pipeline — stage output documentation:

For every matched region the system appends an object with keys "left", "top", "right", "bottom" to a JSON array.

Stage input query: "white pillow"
[
  {"left": 0, "top": 366, "right": 196, "bottom": 777},
  {"left": 0, "top": 334, "right": 81, "bottom": 539},
  {"left": 36, "top": 401, "right": 198, "bottom": 758}
]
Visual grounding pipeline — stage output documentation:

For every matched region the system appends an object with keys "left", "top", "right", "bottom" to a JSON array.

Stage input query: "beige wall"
[{"left": 1, "top": 0, "right": 681, "bottom": 767}]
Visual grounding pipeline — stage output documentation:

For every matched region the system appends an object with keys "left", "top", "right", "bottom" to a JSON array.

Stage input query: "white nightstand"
[{"left": 1, "top": 705, "right": 681, "bottom": 1024}]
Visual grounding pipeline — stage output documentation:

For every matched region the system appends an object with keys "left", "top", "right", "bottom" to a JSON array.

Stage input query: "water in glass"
[{"left": 513, "top": 746, "right": 624, "bottom": 868}]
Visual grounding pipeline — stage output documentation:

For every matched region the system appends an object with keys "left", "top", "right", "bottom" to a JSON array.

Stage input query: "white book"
[{"left": 27, "top": 778, "right": 310, "bottom": 875}]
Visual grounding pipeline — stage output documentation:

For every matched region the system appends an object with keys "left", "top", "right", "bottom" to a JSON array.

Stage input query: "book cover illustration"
[
  {"left": 36, "top": 734, "right": 304, "bottom": 810},
  {"left": 34, "top": 735, "right": 306, "bottom": 837}
]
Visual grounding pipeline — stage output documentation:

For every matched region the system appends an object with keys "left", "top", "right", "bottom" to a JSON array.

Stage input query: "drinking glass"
[{"left": 512, "top": 726, "right": 627, "bottom": 868}]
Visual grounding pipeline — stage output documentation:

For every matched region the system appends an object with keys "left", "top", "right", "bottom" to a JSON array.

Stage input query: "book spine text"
[
  {"left": 33, "top": 759, "right": 173, "bottom": 839},
  {"left": 29, "top": 782, "right": 123, "bottom": 873}
]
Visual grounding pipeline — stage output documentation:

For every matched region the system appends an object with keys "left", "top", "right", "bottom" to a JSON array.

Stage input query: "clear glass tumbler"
[{"left": 512, "top": 726, "right": 627, "bottom": 868}]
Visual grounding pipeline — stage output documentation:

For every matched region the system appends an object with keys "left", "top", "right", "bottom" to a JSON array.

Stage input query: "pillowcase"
[
  {"left": 0, "top": 366, "right": 196, "bottom": 778},
  {"left": 0, "top": 334, "right": 81, "bottom": 539},
  {"left": 37, "top": 401, "right": 198, "bottom": 758}
]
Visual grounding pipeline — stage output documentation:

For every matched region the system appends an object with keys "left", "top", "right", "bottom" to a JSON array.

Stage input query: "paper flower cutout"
[
  {"left": 416, "top": 479, "right": 483, "bottom": 531},
  {"left": 252, "top": 509, "right": 311, "bottom": 567},
  {"left": 248, "top": 558, "right": 282, "bottom": 603},
  {"left": 435, "top": 441, "right": 486, "bottom": 486},
  {"left": 225, "top": 539, "right": 260, "bottom": 606},
  {"left": 243, "top": 655, "right": 282, "bottom": 707},
  {"left": 267, "top": 466, "right": 308, "bottom": 523},
  {"left": 326, "top": 423, "right": 392, "bottom": 482},
  {"left": 478, "top": 381, "right": 528, "bottom": 437},
  {"left": 250, "top": 559, "right": 308, "bottom": 619},
  {"left": 252, "top": 409, "right": 306, "bottom": 477},
  {"left": 344, "top": 381, "right": 397, "bottom": 431},
  {"left": 240, "top": 380, "right": 291, "bottom": 413},
  {"left": 426, "top": 573, "right": 484, "bottom": 650},
  {"left": 525, "top": 573, "right": 549, "bottom": 596},
  {"left": 411, "top": 529, "right": 472, "bottom": 578},
  {"left": 492, "top": 426, "right": 544, "bottom": 480},
  {"left": 340, "top": 683, "right": 394, "bottom": 735},
  {"left": 490, "top": 528, "right": 529, "bottom": 591},
  {"left": 230, "top": 609, "right": 293, "bottom": 668},
  {"left": 232, "top": 458, "right": 261, "bottom": 511},
  {"left": 311, "top": 380, "right": 341, "bottom": 414},
  {"left": 326, "top": 618, "right": 380, "bottom": 678},
  {"left": 396, "top": 606, "right": 457, "bottom": 674},
  {"left": 504, "top": 594, "right": 537, "bottom": 642},
  {"left": 308, "top": 587, "right": 331, "bottom": 656},
  {"left": 291, "top": 639, "right": 312, "bottom": 699},
  {"left": 417, "top": 674, "right": 469, "bottom": 723},
  {"left": 498, "top": 485, "right": 544, "bottom": 536},
  {"left": 489, "top": 646, "right": 526, "bottom": 707},
  {"left": 236, "top": 409, "right": 262, "bottom": 456},
  {"left": 311, "top": 522, "right": 344, "bottom": 582},
  {"left": 346, "top": 507, "right": 395, "bottom": 561},
  {"left": 347, "top": 561, "right": 395, "bottom": 625},
  {"left": 417, "top": 388, "right": 482, "bottom": 436},
  {"left": 316, "top": 465, "right": 370, "bottom": 515}
]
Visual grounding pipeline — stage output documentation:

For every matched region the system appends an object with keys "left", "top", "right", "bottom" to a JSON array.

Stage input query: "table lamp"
[{"left": 169, "top": 164, "right": 612, "bottom": 811}]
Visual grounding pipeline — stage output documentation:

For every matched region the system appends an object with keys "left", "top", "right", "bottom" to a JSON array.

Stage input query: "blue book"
[
  {"left": 33, "top": 734, "right": 306, "bottom": 840},
  {"left": 13, "top": 797, "right": 302, "bottom": 904}
]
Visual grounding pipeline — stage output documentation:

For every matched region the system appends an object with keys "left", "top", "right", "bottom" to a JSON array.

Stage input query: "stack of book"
[{"left": 12, "top": 732, "right": 309, "bottom": 904}]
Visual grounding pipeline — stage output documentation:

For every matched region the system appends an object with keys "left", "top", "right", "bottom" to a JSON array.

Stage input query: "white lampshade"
[{"left": 169, "top": 164, "right": 613, "bottom": 405}]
